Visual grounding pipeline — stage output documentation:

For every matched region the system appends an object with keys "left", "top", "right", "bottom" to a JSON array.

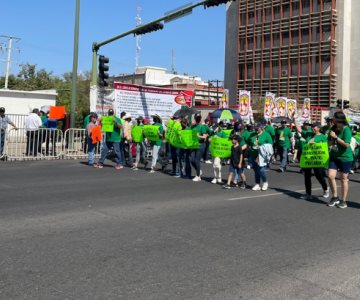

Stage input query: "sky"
[{"left": 0, "top": 0, "right": 227, "bottom": 82}]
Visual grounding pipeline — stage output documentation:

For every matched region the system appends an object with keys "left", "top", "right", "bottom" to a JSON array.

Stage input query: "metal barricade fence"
[
  {"left": 7, "top": 114, "right": 27, "bottom": 130},
  {"left": 63, "top": 128, "right": 102, "bottom": 159},
  {"left": 6, "top": 128, "right": 63, "bottom": 161}
]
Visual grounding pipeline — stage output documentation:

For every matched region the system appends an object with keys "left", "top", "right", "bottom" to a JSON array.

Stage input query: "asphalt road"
[{"left": 1, "top": 159, "right": 360, "bottom": 299}]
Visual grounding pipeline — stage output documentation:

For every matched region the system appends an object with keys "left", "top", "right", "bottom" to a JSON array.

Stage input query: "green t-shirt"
[
  {"left": 41, "top": 115, "right": 48, "bottom": 128},
  {"left": 306, "top": 133, "right": 328, "bottom": 144},
  {"left": 150, "top": 123, "right": 164, "bottom": 146},
  {"left": 241, "top": 130, "right": 251, "bottom": 144},
  {"left": 105, "top": 116, "right": 122, "bottom": 142},
  {"left": 354, "top": 136, "right": 360, "bottom": 157},
  {"left": 216, "top": 130, "right": 227, "bottom": 138},
  {"left": 329, "top": 126, "right": 353, "bottom": 162},
  {"left": 265, "top": 125, "right": 275, "bottom": 141},
  {"left": 249, "top": 131, "right": 273, "bottom": 158},
  {"left": 276, "top": 127, "right": 292, "bottom": 149},
  {"left": 321, "top": 125, "right": 331, "bottom": 136},
  {"left": 191, "top": 123, "right": 207, "bottom": 143},
  {"left": 83, "top": 114, "right": 91, "bottom": 129},
  {"left": 299, "top": 128, "right": 313, "bottom": 150}
]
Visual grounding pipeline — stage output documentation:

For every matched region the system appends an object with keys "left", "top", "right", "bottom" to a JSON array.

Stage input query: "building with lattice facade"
[{"left": 224, "top": 0, "right": 360, "bottom": 107}]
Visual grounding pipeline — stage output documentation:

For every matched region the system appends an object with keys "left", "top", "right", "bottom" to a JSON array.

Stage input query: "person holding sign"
[
  {"left": 149, "top": 114, "right": 165, "bottom": 173},
  {"left": 210, "top": 124, "right": 228, "bottom": 185},
  {"left": 327, "top": 112, "right": 354, "bottom": 209},
  {"left": 223, "top": 135, "right": 243, "bottom": 189},
  {"left": 294, "top": 120, "right": 329, "bottom": 200},
  {"left": 122, "top": 114, "right": 134, "bottom": 167},
  {"left": 86, "top": 113, "right": 98, "bottom": 166},
  {"left": 190, "top": 114, "right": 208, "bottom": 182},
  {"left": 276, "top": 119, "right": 293, "bottom": 172},
  {"left": 248, "top": 123, "right": 273, "bottom": 191},
  {"left": 132, "top": 116, "right": 147, "bottom": 170},
  {"left": 94, "top": 109, "right": 124, "bottom": 170}
]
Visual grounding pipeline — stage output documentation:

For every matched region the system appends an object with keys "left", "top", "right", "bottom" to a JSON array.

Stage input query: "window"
[
  {"left": 247, "top": 37, "right": 254, "bottom": 50},
  {"left": 282, "top": 32, "right": 290, "bottom": 46},
  {"left": 273, "top": 32, "right": 280, "bottom": 47},
  {"left": 248, "top": 12, "right": 255, "bottom": 24},
  {"left": 292, "top": 30, "right": 299, "bottom": 44},
  {"left": 274, "top": 6, "right": 281, "bottom": 19},
  {"left": 247, "top": 63, "right": 253, "bottom": 79},
  {"left": 292, "top": 1, "right": 300, "bottom": 16},
  {"left": 265, "top": 8, "right": 272, "bottom": 22},
  {"left": 283, "top": 3, "right": 290, "bottom": 18},
  {"left": 239, "top": 64, "right": 245, "bottom": 80},
  {"left": 302, "top": 0, "right": 310, "bottom": 14},
  {"left": 264, "top": 61, "right": 270, "bottom": 78},
  {"left": 264, "top": 34, "right": 271, "bottom": 48},
  {"left": 302, "top": 28, "right": 309, "bottom": 43},
  {"left": 240, "top": 38, "right": 246, "bottom": 51},
  {"left": 301, "top": 58, "right": 308, "bottom": 76},
  {"left": 291, "top": 58, "right": 298, "bottom": 76},
  {"left": 272, "top": 61, "right": 279, "bottom": 77},
  {"left": 256, "top": 9, "right": 263, "bottom": 23}
]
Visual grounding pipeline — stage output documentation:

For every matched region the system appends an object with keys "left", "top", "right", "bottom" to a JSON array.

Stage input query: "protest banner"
[
  {"left": 114, "top": 83, "right": 194, "bottom": 123},
  {"left": 49, "top": 106, "right": 66, "bottom": 119},
  {"left": 300, "top": 143, "right": 329, "bottom": 168},
  {"left": 170, "top": 130, "right": 183, "bottom": 148},
  {"left": 275, "top": 97, "right": 287, "bottom": 117},
  {"left": 287, "top": 99, "right": 297, "bottom": 118},
  {"left": 264, "top": 92, "right": 275, "bottom": 120},
  {"left": 143, "top": 125, "right": 161, "bottom": 142},
  {"left": 178, "top": 130, "right": 200, "bottom": 149},
  {"left": 131, "top": 126, "right": 144, "bottom": 142},
  {"left": 239, "top": 90, "right": 251, "bottom": 123},
  {"left": 210, "top": 137, "right": 232, "bottom": 158},
  {"left": 91, "top": 125, "right": 102, "bottom": 144},
  {"left": 165, "top": 121, "right": 174, "bottom": 141},
  {"left": 101, "top": 116, "right": 114, "bottom": 132},
  {"left": 301, "top": 98, "right": 311, "bottom": 119}
]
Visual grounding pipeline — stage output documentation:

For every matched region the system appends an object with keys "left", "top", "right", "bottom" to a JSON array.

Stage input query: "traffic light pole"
[{"left": 90, "top": 0, "right": 210, "bottom": 87}]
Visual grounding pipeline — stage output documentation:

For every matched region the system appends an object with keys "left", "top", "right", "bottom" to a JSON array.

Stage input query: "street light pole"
[{"left": 70, "top": 0, "right": 80, "bottom": 128}]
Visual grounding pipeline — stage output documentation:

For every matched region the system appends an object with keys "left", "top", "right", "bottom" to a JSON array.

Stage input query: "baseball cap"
[
  {"left": 108, "top": 109, "right": 114, "bottom": 115},
  {"left": 311, "top": 122, "right": 321, "bottom": 128},
  {"left": 0, "top": 107, "right": 5, "bottom": 113}
]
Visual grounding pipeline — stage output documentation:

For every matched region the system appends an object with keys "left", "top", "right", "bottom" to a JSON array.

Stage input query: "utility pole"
[
  {"left": 1, "top": 35, "right": 21, "bottom": 89},
  {"left": 135, "top": 0, "right": 142, "bottom": 70},
  {"left": 171, "top": 49, "right": 176, "bottom": 74},
  {"left": 70, "top": 0, "right": 80, "bottom": 128}
]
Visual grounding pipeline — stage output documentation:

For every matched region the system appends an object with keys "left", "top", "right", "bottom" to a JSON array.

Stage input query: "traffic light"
[
  {"left": 204, "top": 0, "right": 236, "bottom": 8},
  {"left": 336, "top": 99, "right": 350, "bottom": 109},
  {"left": 134, "top": 22, "right": 164, "bottom": 36},
  {"left": 343, "top": 100, "right": 350, "bottom": 109},
  {"left": 98, "top": 55, "right": 109, "bottom": 87}
]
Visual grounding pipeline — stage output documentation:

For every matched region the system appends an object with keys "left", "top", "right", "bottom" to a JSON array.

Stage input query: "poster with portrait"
[
  {"left": 239, "top": 90, "right": 251, "bottom": 123},
  {"left": 275, "top": 97, "right": 287, "bottom": 117},
  {"left": 219, "top": 89, "right": 229, "bottom": 109},
  {"left": 286, "top": 99, "right": 297, "bottom": 118},
  {"left": 264, "top": 92, "right": 275, "bottom": 120},
  {"left": 301, "top": 98, "right": 311, "bottom": 119}
]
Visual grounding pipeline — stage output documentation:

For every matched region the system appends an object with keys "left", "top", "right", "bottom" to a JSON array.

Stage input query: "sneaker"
[
  {"left": 173, "top": 174, "right": 181, "bottom": 178},
  {"left": 246, "top": 165, "right": 251, "bottom": 169},
  {"left": 323, "top": 188, "right": 330, "bottom": 199},
  {"left": 217, "top": 178, "right": 222, "bottom": 184},
  {"left": 240, "top": 182, "right": 246, "bottom": 190},
  {"left": 261, "top": 182, "right": 268, "bottom": 191},
  {"left": 192, "top": 176, "right": 201, "bottom": 182},
  {"left": 211, "top": 178, "right": 217, "bottom": 184},
  {"left": 300, "top": 194, "right": 313, "bottom": 200},
  {"left": 205, "top": 160, "right": 212, "bottom": 164},
  {"left": 115, "top": 165, "right": 123, "bottom": 170},
  {"left": 93, "top": 163, "right": 103, "bottom": 169},
  {"left": 327, "top": 197, "right": 340, "bottom": 207},
  {"left": 336, "top": 200, "right": 347, "bottom": 209},
  {"left": 149, "top": 168, "right": 155, "bottom": 173},
  {"left": 200, "top": 170, "right": 203, "bottom": 176},
  {"left": 252, "top": 184, "right": 261, "bottom": 191},
  {"left": 350, "top": 170, "right": 354, "bottom": 174},
  {"left": 132, "top": 167, "right": 139, "bottom": 171},
  {"left": 279, "top": 167, "right": 285, "bottom": 173},
  {"left": 231, "top": 182, "right": 238, "bottom": 188},
  {"left": 222, "top": 184, "right": 231, "bottom": 189}
]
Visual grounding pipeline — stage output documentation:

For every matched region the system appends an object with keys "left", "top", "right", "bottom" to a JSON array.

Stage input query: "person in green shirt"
[
  {"left": 210, "top": 125, "right": 228, "bottom": 185},
  {"left": 190, "top": 114, "right": 208, "bottom": 182},
  {"left": 276, "top": 119, "right": 293, "bottom": 172},
  {"left": 294, "top": 121, "right": 329, "bottom": 200},
  {"left": 327, "top": 112, "right": 354, "bottom": 209},
  {"left": 94, "top": 108, "right": 124, "bottom": 169},
  {"left": 321, "top": 116, "right": 333, "bottom": 136},
  {"left": 249, "top": 123, "right": 273, "bottom": 191},
  {"left": 202, "top": 118, "right": 213, "bottom": 164},
  {"left": 149, "top": 114, "right": 165, "bottom": 173},
  {"left": 265, "top": 121, "right": 275, "bottom": 143}
]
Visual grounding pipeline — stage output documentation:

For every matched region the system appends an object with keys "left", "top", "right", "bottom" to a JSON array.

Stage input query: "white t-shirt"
[{"left": 25, "top": 113, "right": 42, "bottom": 131}]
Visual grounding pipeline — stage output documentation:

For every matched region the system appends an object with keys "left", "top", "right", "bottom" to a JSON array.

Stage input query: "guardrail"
[
  {"left": 63, "top": 128, "right": 102, "bottom": 159},
  {"left": 6, "top": 128, "right": 63, "bottom": 161}
]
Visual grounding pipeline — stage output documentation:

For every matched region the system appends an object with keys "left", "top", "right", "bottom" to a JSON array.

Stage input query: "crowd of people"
[{"left": 85, "top": 109, "right": 360, "bottom": 209}]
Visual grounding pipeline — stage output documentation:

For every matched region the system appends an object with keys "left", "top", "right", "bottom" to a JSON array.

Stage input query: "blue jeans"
[
  {"left": 87, "top": 137, "right": 96, "bottom": 165},
  {"left": 179, "top": 148, "right": 191, "bottom": 177},
  {"left": 170, "top": 145, "right": 179, "bottom": 174},
  {"left": 190, "top": 143, "right": 205, "bottom": 177},
  {"left": 135, "top": 142, "right": 147, "bottom": 165},
  {"left": 250, "top": 157, "right": 267, "bottom": 184},
  {"left": 99, "top": 141, "right": 123, "bottom": 166},
  {"left": 0, "top": 129, "right": 5, "bottom": 155},
  {"left": 278, "top": 147, "right": 289, "bottom": 169}
]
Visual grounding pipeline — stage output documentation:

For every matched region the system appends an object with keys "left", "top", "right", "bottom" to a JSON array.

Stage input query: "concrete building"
[{"left": 225, "top": 0, "right": 360, "bottom": 107}]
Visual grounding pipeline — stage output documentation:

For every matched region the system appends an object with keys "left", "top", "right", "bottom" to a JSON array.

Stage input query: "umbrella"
[
  {"left": 210, "top": 108, "right": 241, "bottom": 120},
  {"left": 173, "top": 107, "right": 199, "bottom": 118},
  {"left": 272, "top": 116, "right": 293, "bottom": 124}
]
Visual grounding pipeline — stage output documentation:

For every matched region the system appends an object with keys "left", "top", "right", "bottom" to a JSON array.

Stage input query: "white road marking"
[{"left": 228, "top": 187, "right": 324, "bottom": 201}]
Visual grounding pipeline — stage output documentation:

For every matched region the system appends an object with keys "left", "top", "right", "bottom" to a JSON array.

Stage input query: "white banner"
[
  {"left": 264, "top": 92, "right": 275, "bottom": 120},
  {"left": 219, "top": 89, "right": 229, "bottom": 109},
  {"left": 275, "top": 97, "right": 287, "bottom": 117},
  {"left": 286, "top": 99, "right": 297, "bottom": 118},
  {"left": 301, "top": 98, "right": 311, "bottom": 119},
  {"left": 239, "top": 90, "right": 251, "bottom": 123},
  {"left": 113, "top": 83, "right": 194, "bottom": 122}
]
